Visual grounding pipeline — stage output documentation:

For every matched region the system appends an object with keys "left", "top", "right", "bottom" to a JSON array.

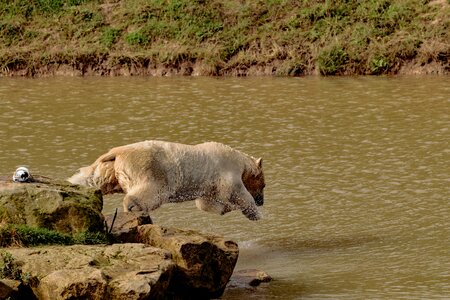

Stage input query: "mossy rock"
[{"left": 0, "top": 175, "right": 104, "bottom": 235}]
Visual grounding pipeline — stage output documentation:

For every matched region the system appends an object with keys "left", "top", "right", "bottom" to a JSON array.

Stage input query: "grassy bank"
[{"left": 0, "top": 0, "right": 448, "bottom": 76}]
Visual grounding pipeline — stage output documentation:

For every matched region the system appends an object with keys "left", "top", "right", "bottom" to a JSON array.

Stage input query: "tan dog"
[{"left": 68, "top": 141, "right": 265, "bottom": 220}]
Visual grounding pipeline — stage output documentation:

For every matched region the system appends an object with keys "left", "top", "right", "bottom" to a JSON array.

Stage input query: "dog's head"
[{"left": 242, "top": 157, "right": 265, "bottom": 206}]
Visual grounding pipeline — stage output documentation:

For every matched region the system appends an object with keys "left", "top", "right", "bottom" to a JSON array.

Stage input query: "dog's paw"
[{"left": 242, "top": 207, "right": 261, "bottom": 221}]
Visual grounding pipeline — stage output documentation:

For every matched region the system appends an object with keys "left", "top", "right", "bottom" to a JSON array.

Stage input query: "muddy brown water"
[{"left": 1, "top": 76, "right": 449, "bottom": 299}]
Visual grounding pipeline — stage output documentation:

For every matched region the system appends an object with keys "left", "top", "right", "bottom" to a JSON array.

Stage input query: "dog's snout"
[{"left": 255, "top": 194, "right": 264, "bottom": 206}]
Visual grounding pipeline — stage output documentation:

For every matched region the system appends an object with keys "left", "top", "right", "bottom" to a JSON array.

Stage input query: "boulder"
[
  {"left": 106, "top": 213, "right": 239, "bottom": 297},
  {"left": 2, "top": 227, "right": 240, "bottom": 299},
  {"left": 4, "top": 243, "right": 175, "bottom": 300},
  {"left": 0, "top": 175, "right": 104, "bottom": 234},
  {"left": 104, "top": 211, "right": 152, "bottom": 242},
  {"left": 137, "top": 224, "right": 239, "bottom": 298}
]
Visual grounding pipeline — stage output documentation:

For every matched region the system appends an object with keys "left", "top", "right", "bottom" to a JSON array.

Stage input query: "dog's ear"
[{"left": 255, "top": 157, "right": 263, "bottom": 168}]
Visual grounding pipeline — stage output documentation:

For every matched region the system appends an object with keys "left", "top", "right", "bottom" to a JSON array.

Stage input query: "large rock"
[
  {"left": 0, "top": 175, "right": 104, "bottom": 234},
  {"left": 104, "top": 213, "right": 239, "bottom": 297},
  {"left": 138, "top": 224, "right": 239, "bottom": 298},
  {"left": 4, "top": 243, "right": 175, "bottom": 300},
  {"left": 1, "top": 226, "right": 240, "bottom": 299}
]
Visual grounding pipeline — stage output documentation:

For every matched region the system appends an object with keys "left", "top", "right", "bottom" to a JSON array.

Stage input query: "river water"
[{"left": 0, "top": 76, "right": 449, "bottom": 299}]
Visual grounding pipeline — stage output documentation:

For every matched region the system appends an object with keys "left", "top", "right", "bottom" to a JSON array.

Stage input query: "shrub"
[
  {"left": 0, "top": 251, "right": 21, "bottom": 280},
  {"left": 318, "top": 46, "right": 348, "bottom": 75},
  {"left": 0, "top": 22, "right": 24, "bottom": 46},
  {"left": 101, "top": 27, "right": 120, "bottom": 48},
  {"left": 126, "top": 30, "right": 149, "bottom": 46},
  {"left": 73, "top": 231, "right": 111, "bottom": 244},
  {"left": 370, "top": 56, "right": 390, "bottom": 74},
  {"left": 35, "top": 0, "right": 64, "bottom": 15}
]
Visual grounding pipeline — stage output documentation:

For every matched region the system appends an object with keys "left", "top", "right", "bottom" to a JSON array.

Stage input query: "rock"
[
  {"left": 0, "top": 279, "right": 36, "bottom": 300},
  {"left": 228, "top": 269, "right": 272, "bottom": 288},
  {"left": 0, "top": 279, "right": 21, "bottom": 299},
  {"left": 38, "top": 268, "right": 107, "bottom": 300},
  {"left": 1, "top": 223, "right": 240, "bottom": 299},
  {"left": 221, "top": 269, "right": 272, "bottom": 299},
  {"left": 5, "top": 243, "right": 175, "bottom": 300},
  {"left": 137, "top": 224, "right": 239, "bottom": 298},
  {"left": 0, "top": 175, "right": 104, "bottom": 234},
  {"left": 104, "top": 211, "right": 152, "bottom": 243}
]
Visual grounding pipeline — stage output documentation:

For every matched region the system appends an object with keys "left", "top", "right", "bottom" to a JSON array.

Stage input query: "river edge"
[{"left": 1, "top": 58, "right": 448, "bottom": 77}]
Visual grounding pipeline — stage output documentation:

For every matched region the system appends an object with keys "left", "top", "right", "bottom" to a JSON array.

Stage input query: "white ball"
[{"left": 13, "top": 167, "right": 32, "bottom": 182}]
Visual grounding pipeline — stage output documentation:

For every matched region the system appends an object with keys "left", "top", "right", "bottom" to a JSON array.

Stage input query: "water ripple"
[{"left": 0, "top": 76, "right": 449, "bottom": 299}]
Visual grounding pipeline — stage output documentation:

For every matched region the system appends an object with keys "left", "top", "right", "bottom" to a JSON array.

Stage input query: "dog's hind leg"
[{"left": 195, "top": 198, "right": 233, "bottom": 215}]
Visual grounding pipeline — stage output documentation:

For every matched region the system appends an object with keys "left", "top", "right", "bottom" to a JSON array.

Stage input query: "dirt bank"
[{"left": 1, "top": 0, "right": 449, "bottom": 76}]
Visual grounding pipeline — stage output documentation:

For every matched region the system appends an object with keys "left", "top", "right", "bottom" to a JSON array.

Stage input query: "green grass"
[
  {"left": 100, "top": 27, "right": 120, "bottom": 48},
  {"left": 0, "top": 0, "right": 448, "bottom": 75},
  {"left": 0, "top": 224, "right": 111, "bottom": 247}
]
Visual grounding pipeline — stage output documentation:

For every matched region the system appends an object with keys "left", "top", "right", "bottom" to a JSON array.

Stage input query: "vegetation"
[
  {"left": 0, "top": 224, "right": 111, "bottom": 247},
  {"left": 0, "top": 0, "right": 448, "bottom": 76},
  {"left": 0, "top": 251, "right": 22, "bottom": 280},
  {"left": 0, "top": 250, "right": 33, "bottom": 287}
]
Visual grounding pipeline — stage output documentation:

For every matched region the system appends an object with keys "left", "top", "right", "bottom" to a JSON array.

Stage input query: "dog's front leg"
[{"left": 230, "top": 185, "right": 261, "bottom": 221}]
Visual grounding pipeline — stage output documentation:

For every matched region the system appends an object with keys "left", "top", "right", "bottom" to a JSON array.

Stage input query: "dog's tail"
[
  {"left": 96, "top": 148, "right": 117, "bottom": 164},
  {"left": 67, "top": 166, "right": 92, "bottom": 187}
]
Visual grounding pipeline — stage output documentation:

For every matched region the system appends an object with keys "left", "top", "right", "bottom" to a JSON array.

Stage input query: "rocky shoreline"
[{"left": 0, "top": 175, "right": 269, "bottom": 299}]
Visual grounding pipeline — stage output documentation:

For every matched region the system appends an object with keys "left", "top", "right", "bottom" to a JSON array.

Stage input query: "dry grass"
[{"left": 0, "top": 0, "right": 448, "bottom": 76}]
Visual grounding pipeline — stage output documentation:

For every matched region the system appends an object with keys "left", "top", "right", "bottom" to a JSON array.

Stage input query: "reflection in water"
[{"left": 0, "top": 76, "right": 449, "bottom": 299}]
